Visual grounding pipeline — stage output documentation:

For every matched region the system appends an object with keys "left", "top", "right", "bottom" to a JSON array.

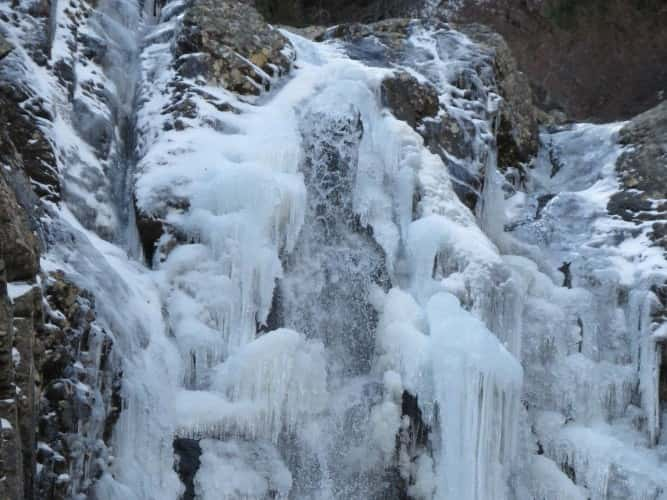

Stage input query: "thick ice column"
[
  {"left": 427, "top": 293, "right": 522, "bottom": 500},
  {"left": 630, "top": 289, "right": 662, "bottom": 445},
  {"left": 373, "top": 288, "right": 522, "bottom": 500}
]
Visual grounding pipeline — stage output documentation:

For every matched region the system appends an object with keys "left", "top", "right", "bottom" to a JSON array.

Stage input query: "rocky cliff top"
[{"left": 254, "top": 0, "right": 667, "bottom": 122}]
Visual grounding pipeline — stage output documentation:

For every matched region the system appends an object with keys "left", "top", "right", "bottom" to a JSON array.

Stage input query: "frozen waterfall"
[{"left": 5, "top": 0, "right": 662, "bottom": 497}]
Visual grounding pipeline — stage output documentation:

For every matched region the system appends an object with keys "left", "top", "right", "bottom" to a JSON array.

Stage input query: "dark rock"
[
  {"left": 381, "top": 71, "right": 439, "bottom": 127},
  {"left": 0, "top": 260, "right": 25, "bottom": 500},
  {"left": 458, "top": 24, "right": 539, "bottom": 169},
  {"left": 395, "top": 390, "right": 431, "bottom": 499},
  {"left": 173, "top": 438, "right": 202, "bottom": 500},
  {"left": 175, "top": 52, "right": 212, "bottom": 80},
  {"left": 0, "top": 84, "right": 60, "bottom": 202},
  {"left": 608, "top": 102, "right": 667, "bottom": 236},
  {"left": 0, "top": 34, "right": 13, "bottom": 60},
  {"left": 78, "top": 32, "right": 108, "bottom": 64},
  {"left": 35, "top": 272, "right": 121, "bottom": 499},
  {"left": 254, "top": 0, "right": 419, "bottom": 25},
  {"left": 176, "top": 0, "right": 294, "bottom": 95},
  {"left": 258, "top": 280, "right": 283, "bottom": 334},
  {"left": 52, "top": 59, "right": 75, "bottom": 98},
  {"left": 135, "top": 209, "right": 165, "bottom": 265},
  {"left": 0, "top": 174, "right": 40, "bottom": 282}
]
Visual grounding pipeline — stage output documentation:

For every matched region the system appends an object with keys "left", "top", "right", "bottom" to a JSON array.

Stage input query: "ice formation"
[{"left": 3, "top": 0, "right": 667, "bottom": 497}]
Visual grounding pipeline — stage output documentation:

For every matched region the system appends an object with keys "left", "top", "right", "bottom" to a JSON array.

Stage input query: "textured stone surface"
[
  {"left": 0, "top": 110, "right": 117, "bottom": 498},
  {"left": 458, "top": 23, "right": 539, "bottom": 169},
  {"left": 324, "top": 18, "right": 539, "bottom": 209},
  {"left": 0, "top": 174, "right": 40, "bottom": 282},
  {"left": 0, "top": 85, "right": 60, "bottom": 202},
  {"left": 0, "top": 33, "right": 13, "bottom": 60},
  {"left": 608, "top": 101, "right": 667, "bottom": 248},
  {"left": 35, "top": 272, "right": 120, "bottom": 499},
  {"left": 176, "top": 0, "right": 293, "bottom": 95},
  {"left": 0, "top": 259, "right": 24, "bottom": 500},
  {"left": 0, "top": 167, "right": 40, "bottom": 500},
  {"left": 381, "top": 71, "right": 439, "bottom": 128}
]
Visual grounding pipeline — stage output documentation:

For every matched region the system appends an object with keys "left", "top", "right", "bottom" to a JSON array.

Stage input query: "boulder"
[
  {"left": 608, "top": 101, "right": 667, "bottom": 249},
  {"left": 381, "top": 71, "right": 439, "bottom": 128},
  {"left": 0, "top": 34, "right": 13, "bottom": 60},
  {"left": 176, "top": 0, "right": 293, "bottom": 95}
]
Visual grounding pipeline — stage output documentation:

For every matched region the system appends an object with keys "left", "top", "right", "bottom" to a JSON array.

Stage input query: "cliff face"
[{"left": 0, "top": 13, "right": 119, "bottom": 498}]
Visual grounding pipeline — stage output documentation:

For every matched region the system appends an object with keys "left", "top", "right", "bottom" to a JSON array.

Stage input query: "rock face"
[
  {"left": 325, "top": 18, "right": 539, "bottom": 210},
  {"left": 457, "top": 24, "right": 539, "bottom": 170},
  {"left": 176, "top": 0, "right": 293, "bottom": 95},
  {"left": 0, "top": 162, "right": 118, "bottom": 500},
  {"left": 608, "top": 101, "right": 667, "bottom": 247},
  {"left": 35, "top": 273, "right": 120, "bottom": 500},
  {"left": 381, "top": 71, "right": 440, "bottom": 128},
  {"left": 0, "top": 9, "right": 120, "bottom": 498},
  {"left": 0, "top": 88, "right": 60, "bottom": 202},
  {"left": 0, "top": 177, "right": 40, "bottom": 284},
  {"left": 0, "top": 43, "right": 44, "bottom": 498},
  {"left": 0, "top": 176, "right": 39, "bottom": 500}
]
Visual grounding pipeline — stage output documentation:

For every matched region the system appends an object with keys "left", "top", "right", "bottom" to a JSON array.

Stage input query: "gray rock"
[
  {"left": 381, "top": 71, "right": 439, "bottom": 128},
  {"left": 608, "top": 101, "right": 667, "bottom": 247},
  {"left": 0, "top": 34, "right": 13, "bottom": 60},
  {"left": 0, "top": 85, "right": 60, "bottom": 202},
  {"left": 458, "top": 23, "right": 539, "bottom": 170},
  {"left": 0, "top": 174, "right": 39, "bottom": 282},
  {"left": 176, "top": 0, "right": 294, "bottom": 95}
]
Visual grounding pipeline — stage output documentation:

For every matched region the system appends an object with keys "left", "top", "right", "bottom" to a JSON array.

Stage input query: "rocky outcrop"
[
  {"left": 136, "top": 0, "right": 295, "bottom": 263},
  {"left": 0, "top": 176, "right": 40, "bottom": 284},
  {"left": 0, "top": 86, "right": 60, "bottom": 202},
  {"left": 325, "top": 18, "right": 539, "bottom": 209},
  {"left": 176, "top": 0, "right": 293, "bottom": 95},
  {"left": 35, "top": 272, "right": 120, "bottom": 500},
  {"left": 0, "top": 174, "right": 119, "bottom": 500},
  {"left": 0, "top": 35, "right": 119, "bottom": 496},
  {"left": 381, "top": 71, "right": 439, "bottom": 128},
  {"left": 457, "top": 24, "right": 539, "bottom": 170},
  {"left": 0, "top": 166, "right": 41, "bottom": 500},
  {"left": 608, "top": 101, "right": 667, "bottom": 248}
]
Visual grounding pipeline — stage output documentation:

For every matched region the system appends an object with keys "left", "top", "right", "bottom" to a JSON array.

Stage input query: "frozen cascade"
[
  {"left": 5, "top": 0, "right": 667, "bottom": 496},
  {"left": 506, "top": 123, "right": 667, "bottom": 499}
]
